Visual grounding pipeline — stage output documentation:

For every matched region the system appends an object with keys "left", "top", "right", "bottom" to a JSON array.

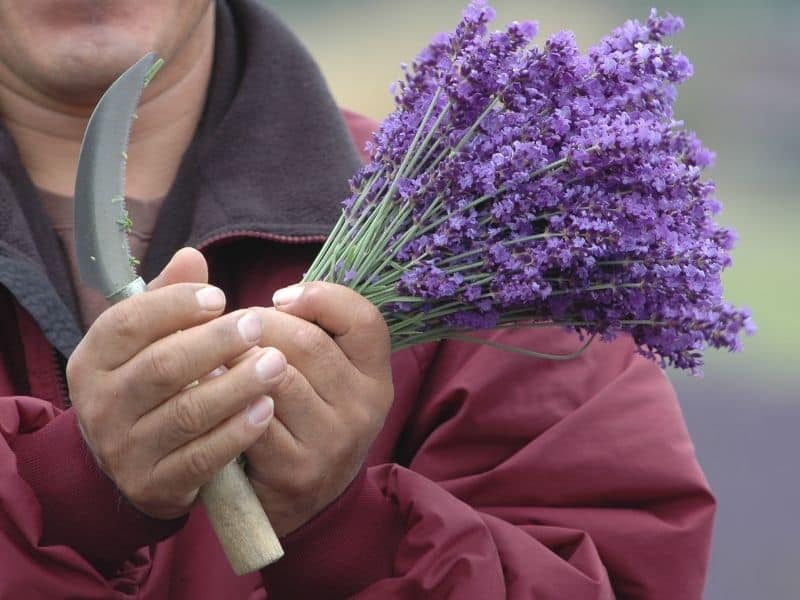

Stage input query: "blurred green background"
[{"left": 268, "top": 1, "right": 798, "bottom": 598}]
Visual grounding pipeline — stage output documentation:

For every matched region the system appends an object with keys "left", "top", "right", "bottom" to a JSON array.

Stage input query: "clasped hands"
[{"left": 67, "top": 248, "right": 394, "bottom": 536}]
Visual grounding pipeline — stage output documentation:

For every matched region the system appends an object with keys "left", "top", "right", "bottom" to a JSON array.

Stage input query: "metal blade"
[{"left": 74, "top": 52, "right": 158, "bottom": 299}]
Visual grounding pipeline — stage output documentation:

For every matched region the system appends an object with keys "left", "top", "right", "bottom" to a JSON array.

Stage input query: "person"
[{"left": 0, "top": 1, "right": 715, "bottom": 598}]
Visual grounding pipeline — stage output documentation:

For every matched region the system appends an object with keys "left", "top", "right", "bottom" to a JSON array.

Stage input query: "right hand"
[{"left": 66, "top": 248, "right": 286, "bottom": 519}]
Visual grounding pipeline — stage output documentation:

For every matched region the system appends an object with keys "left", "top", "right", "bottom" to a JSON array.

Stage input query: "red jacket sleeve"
[
  {"left": 261, "top": 327, "right": 715, "bottom": 599},
  {"left": 1, "top": 395, "right": 186, "bottom": 592}
]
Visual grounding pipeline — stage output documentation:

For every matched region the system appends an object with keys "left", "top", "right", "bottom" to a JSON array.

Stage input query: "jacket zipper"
[
  {"left": 196, "top": 229, "right": 328, "bottom": 251},
  {"left": 53, "top": 347, "right": 71, "bottom": 409}
]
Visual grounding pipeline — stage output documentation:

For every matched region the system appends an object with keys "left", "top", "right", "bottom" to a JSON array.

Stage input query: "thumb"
[
  {"left": 271, "top": 281, "right": 391, "bottom": 379},
  {"left": 147, "top": 247, "right": 209, "bottom": 291}
]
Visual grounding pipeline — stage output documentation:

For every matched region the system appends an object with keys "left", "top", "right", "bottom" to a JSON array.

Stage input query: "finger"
[
  {"left": 221, "top": 346, "right": 262, "bottom": 370},
  {"left": 147, "top": 247, "right": 209, "bottom": 290},
  {"left": 150, "top": 395, "right": 275, "bottom": 496},
  {"left": 82, "top": 281, "right": 229, "bottom": 370},
  {"left": 243, "top": 366, "right": 331, "bottom": 497},
  {"left": 133, "top": 347, "right": 287, "bottom": 457},
  {"left": 244, "top": 413, "right": 302, "bottom": 483},
  {"left": 252, "top": 308, "right": 356, "bottom": 404},
  {"left": 268, "top": 363, "right": 334, "bottom": 444},
  {"left": 214, "top": 351, "right": 329, "bottom": 449},
  {"left": 272, "top": 281, "right": 391, "bottom": 379},
  {"left": 118, "top": 309, "right": 266, "bottom": 414}
]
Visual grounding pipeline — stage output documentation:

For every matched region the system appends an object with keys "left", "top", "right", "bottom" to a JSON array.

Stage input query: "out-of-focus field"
[{"left": 269, "top": 2, "right": 799, "bottom": 598}]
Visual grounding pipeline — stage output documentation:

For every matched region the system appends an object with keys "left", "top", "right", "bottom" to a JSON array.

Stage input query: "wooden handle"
[{"left": 199, "top": 461, "right": 284, "bottom": 575}]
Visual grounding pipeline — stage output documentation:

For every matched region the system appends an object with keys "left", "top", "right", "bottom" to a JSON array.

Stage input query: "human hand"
[
  {"left": 243, "top": 282, "right": 394, "bottom": 536},
  {"left": 66, "top": 248, "right": 286, "bottom": 519}
]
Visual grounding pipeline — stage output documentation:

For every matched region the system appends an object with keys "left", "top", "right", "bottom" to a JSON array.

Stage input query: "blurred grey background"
[{"left": 268, "top": 1, "right": 799, "bottom": 597}]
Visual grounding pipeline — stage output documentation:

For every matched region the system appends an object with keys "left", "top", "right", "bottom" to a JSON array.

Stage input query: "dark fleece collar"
[{"left": 0, "top": 0, "right": 361, "bottom": 357}]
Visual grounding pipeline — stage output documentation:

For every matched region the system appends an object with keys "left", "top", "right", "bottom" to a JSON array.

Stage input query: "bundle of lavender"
[{"left": 304, "top": 1, "right": 754, "bottom": 373}]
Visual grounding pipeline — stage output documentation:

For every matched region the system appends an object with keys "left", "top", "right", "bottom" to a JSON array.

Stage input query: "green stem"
[
  {"left": 305, "top": 172, "right": 381, "bottom": 281},
  {"left": 550, "top": 281, "right": 645, "bottom": 296},
  {"left": 442, "top": 332, "right": 596, "bottom": 361},
  {"left": 407, "top": 102, "right": 452, "bottom": 178},
  {"left": 344, "top": 89, "right": 444, "bottom": 287},
  {"left": 350, "top": 202, "right": 414, "bottom": 289}
]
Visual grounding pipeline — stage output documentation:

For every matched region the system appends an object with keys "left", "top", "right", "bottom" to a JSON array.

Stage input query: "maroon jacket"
[{"left": 0, "top": 1, "right": 714, "bottom": 598}]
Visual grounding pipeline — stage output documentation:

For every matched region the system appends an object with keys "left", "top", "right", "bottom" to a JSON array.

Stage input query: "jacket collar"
[
  {"left": 142, "top": 0, "right": 361, "bottom": 280},
  {"left": 0, "top": 0, "right": 360, "bottom": 356}
]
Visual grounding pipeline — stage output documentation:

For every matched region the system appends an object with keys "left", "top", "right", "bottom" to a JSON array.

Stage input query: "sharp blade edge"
[{"left": 74, "top": 52, "right": 157, "bottom": 297}]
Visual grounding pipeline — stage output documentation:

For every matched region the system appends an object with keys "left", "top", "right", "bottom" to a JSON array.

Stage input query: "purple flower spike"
[{"left": 304, "top": 3, "right": 754, "bottom": 374}]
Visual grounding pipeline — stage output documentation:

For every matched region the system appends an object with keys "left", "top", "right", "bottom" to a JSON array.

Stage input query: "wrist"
[
  {"left": 261, "top": 465, "right": 404, "bottom": 598},
  {"left": 248, "top": 459, "right": 364, "bottom": 538}
]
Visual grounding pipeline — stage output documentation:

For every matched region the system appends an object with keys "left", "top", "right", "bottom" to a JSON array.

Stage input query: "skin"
[
  {"left": 0, "top": 1, "right": 216, "bottom": 199},
  {"left": 2, "top": 2, "right": 394, "bottom": 537}
]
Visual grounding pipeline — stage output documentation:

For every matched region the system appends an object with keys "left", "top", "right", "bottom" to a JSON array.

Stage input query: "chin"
[
  {"left": 0, "top": 0, "right": 212, "bottom": 105},
  {"left": 31, "top": 34, "right": 159, "bottom": 103},
  {"left": 57, "top": 31, "right": 159, "bottom": 77}
]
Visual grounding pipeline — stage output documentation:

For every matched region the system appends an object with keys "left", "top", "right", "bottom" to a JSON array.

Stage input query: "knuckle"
[
  {"left": 171, "top": 393, "right": 208, "bottom": 439},
  {"left": 218, "top": 310, "right": 248, "bottom": 347},
  {"left": 226, "top": 367, "right": 258, "bottom": 402},
  {"left": 145, "top": 342, "right": 188, "bottom": 389},
  {"left": 301, "top": 284, "right": 323, "bottom": 305},
  {"left": 92, "top": 429, "right": 132, "bottom": 477},
  {"left": 66, "top": 347, "right": 106, "bottom": 405},
  {"left": 93, "top": 434, "right": 117, "bottom": 464},
  {"left": 293, "top": 325, "right": 330, "bottom": 359},
  {"left": 185, "top": 445, "right": 214, "bottom": 480},
  {"left": 77, "top": 396, "right": 112, "bottom": 434},
  {"left": 65, "top": 352, "right": 85, "bottom": 391},
  {"left": 356, "top": 300, "right": 385, "bottom": 331},
  {"left": 355, "top": 302, "right": 390, "bottom": 345},
  {"left": 273, "top": 364, "right": 301, "bottom": 397},
  {"left": 115, "top": 364, "right": 143, "bottom": 401},
  {"left": 108, "top": 298, "right": 145, "bottom": 341}
]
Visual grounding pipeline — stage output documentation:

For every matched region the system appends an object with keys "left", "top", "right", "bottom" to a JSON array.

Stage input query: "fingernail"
[
  {"left": 255, "top": 348, "right": 285, "bottom": 382},
  {"left": 248, "top": 395, "right": 274, "bottom": 426},
  {"left": 237, "top": 311, "right": 262, "bottom": 344},
  {"left": 273, "top": 285, "right": 303, "bottom": 306},
  {"left": 196, "top": 287, "right": 225, "bottom": 311}
]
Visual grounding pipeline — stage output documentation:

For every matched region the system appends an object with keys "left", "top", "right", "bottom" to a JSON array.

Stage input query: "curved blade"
[{"left": 74, "top": 52, "right": 158, "bottom": 297}]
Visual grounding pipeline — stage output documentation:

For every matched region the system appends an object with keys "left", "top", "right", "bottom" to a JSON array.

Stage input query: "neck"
[{"left": 0, "top": 5, "right": 214, "bottom": 202}]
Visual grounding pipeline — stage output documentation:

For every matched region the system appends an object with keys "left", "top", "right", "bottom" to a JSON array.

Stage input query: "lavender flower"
[{"left": 305, "top": 2, "right": 754, "bottom": 374}]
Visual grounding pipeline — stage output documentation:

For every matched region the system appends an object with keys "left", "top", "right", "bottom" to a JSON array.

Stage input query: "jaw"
[{"left": 0, "top": 1, "right": 212, "bottom": 106}]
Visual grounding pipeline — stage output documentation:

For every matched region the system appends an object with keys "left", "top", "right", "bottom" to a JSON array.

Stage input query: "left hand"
[{"left": 244, "top": 282, "right": 394, "bottom": 536}]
